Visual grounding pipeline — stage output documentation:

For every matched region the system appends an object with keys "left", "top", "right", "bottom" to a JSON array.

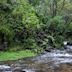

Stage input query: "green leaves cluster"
[
  {"left": 0, "top": 0, "right": 72, "bottom": 51},
  {"left": 0, "top": 0, "right": 37, "bottom": 48},
  {"left": 13, "top": 0, "right": 40, "bottom": 29}
]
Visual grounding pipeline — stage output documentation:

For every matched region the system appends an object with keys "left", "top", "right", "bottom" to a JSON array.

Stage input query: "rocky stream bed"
[{"left": 0, "top": 49, "right": 72, "bottom": 72}]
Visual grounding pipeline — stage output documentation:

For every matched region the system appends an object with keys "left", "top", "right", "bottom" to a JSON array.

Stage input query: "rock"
[
  {"left": 63, "top": 41, "right": 72, "bottom": 52},
  {"left": 45, "top": 49, "right": 51, "bottom": 52},
  {"left": 45, "top": 46, "right": 53, "bottom": 52},
  {"left": 22, "top": 69, "right": 35, "bottom": 72},
  {"left": 13, "top": 67, "right": 22, "bottom": 72},
  {"left": 0, "top": 65, "right": 12, "bottom": 72}
]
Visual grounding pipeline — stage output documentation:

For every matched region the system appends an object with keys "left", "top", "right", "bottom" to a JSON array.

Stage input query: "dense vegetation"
[{"left": 0, "top": 0, "right": 72, "bottom": 53}]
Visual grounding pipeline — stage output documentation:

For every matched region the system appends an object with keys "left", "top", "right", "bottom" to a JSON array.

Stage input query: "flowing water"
[{"left": 0, "top": 49, "right": 72, "bottom": 72}]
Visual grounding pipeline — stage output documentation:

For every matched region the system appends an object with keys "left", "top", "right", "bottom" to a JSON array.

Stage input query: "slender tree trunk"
[
  {"left": 50, "top": 0, "right": 57, "bottom": 18},
  {"left": 61, "top": 0, "right": 66, "bottom": 11}
]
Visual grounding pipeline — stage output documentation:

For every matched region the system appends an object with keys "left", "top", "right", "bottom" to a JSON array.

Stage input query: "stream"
[{"left": 0, "top": 49, "right": 72, "bottom": 72}]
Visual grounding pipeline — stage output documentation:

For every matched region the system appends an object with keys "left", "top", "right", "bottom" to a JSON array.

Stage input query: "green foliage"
[
  {"left": 67, "top": 22, "right": 72, "bottom": 31},
  {"left": 0, "top": 0, "right": 72, "bottom": 52},
  {"left": 13, "top": 0, "right": 40, "bottom": 29},
  {"left": 54, "top": 35, "right": 65, "bottom": 48},
  {"left": 0, "top": 0, "right": 7, "bottom": 3},
  {"left": 0, "top": 0, "right": 40, "bottom": 50},
  {"left": 48, "top": 16, "right": 65, "bottom": 33}
]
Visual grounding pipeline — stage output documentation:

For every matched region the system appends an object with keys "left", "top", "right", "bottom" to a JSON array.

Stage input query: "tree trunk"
[{"left": 50, "top": 0, "right": 57, "bottom": 18}]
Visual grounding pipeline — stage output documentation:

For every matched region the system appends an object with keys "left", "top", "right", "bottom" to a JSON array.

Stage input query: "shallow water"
[{"left": 0, "top": 49, "right": 72, "bottom": 72}]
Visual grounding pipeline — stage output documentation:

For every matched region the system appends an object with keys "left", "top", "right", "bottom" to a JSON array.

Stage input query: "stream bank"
[{"left": 0, "top": 49, "right": 72, "bottom": 72}]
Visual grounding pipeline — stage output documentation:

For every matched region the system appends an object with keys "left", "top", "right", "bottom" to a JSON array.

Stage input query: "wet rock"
[
  {"left": 13, "top": 67, "right": 22, "bottom": 72},
  {"left": 22, "top": 71, "right": 26, "bottom": 72},
  {"left": 63, "top": 41, "right": 72, "bottom": 52},
  {"left": 45, "top": 46, "right": 53, "bottom": 52},
  {"left": 45, "top": 49, "right": 51, "bottom": 52},
  {"left": 0, "top": 65, "right": 12, "bottom": 72},
  {"left": 22, "top": 69, "right": 35, "bottom": 72}
]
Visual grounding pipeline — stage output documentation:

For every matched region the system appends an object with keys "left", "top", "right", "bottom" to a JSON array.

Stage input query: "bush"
[{"left": 12, "top": 0, "right": 40, "bottom": 29}]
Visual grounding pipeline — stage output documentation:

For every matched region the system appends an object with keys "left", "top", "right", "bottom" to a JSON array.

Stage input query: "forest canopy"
[{"left": 0, "top": 0, "right": 72, "bottom": 51}]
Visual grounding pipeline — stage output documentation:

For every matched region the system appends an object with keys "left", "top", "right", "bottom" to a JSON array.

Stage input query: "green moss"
[{"left": 0, "top": 50, "right": 36, "bottom": 61}]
